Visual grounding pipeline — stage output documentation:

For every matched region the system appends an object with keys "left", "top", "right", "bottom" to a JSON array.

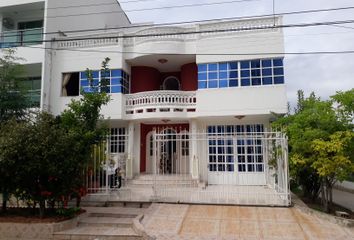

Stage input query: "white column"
[
  {"left": 190, "top": 119, "right": 199, "bottom": 179},
  {"left": 0, "top": 14, "right": 3, "bottom": 34},
  {"left": 126, "top": 121, "right": 135, "bottom": 179}
]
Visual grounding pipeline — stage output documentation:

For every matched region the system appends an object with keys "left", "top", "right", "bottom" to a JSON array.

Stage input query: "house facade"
[{"left": 1, "top": 0, "right": 290, "bottom": 206}]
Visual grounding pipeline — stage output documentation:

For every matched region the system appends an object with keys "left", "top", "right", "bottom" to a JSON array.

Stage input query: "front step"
[
  {"left": 53, "top": 226, "right": 141, "bottom": 240},
  {"left": 54, "top": 206, "right": 146, "bottom": 240},
  {"left": 79, "top": 216, "right": 134, "bottom": 228}
]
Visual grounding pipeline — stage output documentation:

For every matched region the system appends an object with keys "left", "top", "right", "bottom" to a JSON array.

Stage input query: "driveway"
[{"left": 142, "top": 204, "right": 354, "bottom": 240}]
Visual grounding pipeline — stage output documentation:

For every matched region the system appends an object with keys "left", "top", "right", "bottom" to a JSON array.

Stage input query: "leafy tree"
[
  {"left": 0, "top": 49, "right": 28, "bottom": 122},
  {"left": 273, "top": 90, "right": 353, "bottom": 211}
]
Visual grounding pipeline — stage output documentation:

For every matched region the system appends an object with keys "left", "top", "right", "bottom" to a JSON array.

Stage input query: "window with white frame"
[
  {"left": 198, "top": 58, "right": 284, "bottom": 89},
  {"left": 80, "top": 69, "right": 130, "bottom": 94},
  {"left": 207, "top": 124, "right": 264, "bottom": 173},
  {"left": 110, "top": 128, "right": 127, "bottom": 153},
  {"left": 180, "top": 132, "right": 189, "bottom": 156}
]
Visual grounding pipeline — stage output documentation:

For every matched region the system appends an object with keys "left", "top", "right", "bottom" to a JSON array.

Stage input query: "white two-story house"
[{"left": 1, "top": 0, "right": 290, "bottom": 206}]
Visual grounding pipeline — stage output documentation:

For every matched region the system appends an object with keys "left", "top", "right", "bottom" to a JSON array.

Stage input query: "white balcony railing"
[{"left": 124, "top": 90, "right": 196, "bottom": 115}]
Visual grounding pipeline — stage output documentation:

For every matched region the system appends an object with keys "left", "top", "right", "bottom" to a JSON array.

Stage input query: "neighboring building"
[{"left": 0, "top": 0, "right": 290, "bottom": 205}]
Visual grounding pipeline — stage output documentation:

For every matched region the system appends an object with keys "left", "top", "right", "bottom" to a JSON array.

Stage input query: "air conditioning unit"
[{"left": 3, "top": 17, "right": 15, "bottom": 30}]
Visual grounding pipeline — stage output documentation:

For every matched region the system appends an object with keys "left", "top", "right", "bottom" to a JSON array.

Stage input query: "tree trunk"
[
  {"left": 39, "top": 200, "right": 45, "bottom": 218},
  {"left": 1, "top": 192, "right": 8, "bottom": 212},
  {"left": 321, "top": 180, "right": 330, "bottom": 213}
]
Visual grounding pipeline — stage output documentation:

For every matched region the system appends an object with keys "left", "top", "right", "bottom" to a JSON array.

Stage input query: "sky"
[{"left": 118, "top": 0, "right": 354, "bottom": 109}]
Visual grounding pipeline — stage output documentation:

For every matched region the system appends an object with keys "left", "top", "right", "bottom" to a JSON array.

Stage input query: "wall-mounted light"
[
  {"left": 158, "top": 58, "right": 168, "bottom": 64},
  {"left": 234, "top": 115, "right": 245, "bottom": 120},
  {"left": 161, "top": 119, "right": 171, "bottom": 123}
]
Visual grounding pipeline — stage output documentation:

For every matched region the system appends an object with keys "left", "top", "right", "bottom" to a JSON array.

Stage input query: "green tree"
[
  {"left": 273, "top": 90, "right": 353, "bottom": 212},
  {"left": 0, "top": 49, "right": 28, "bottom": 122}
]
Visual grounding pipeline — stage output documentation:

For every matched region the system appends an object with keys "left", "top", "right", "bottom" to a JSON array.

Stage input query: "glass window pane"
[
  {"left": 274, "top": 76, "right": 284, "bottom": 84},
  {"left": 198, "top": 72, "right": 207, "bottom": 80},
  {"left": 80, "top": 72, "right": 87, "bottom": 79},
  {"left": 241, "top": 78, "right": 250, "bottom": 86},
  {"left": 219, "top": 80, "right": 228, "bottom": 88},
  {"left": 198, "top": 81, "right": 207, "bottom": 89},
  {"left": 219, "top": 63, "right": 228, "bottom": 71},
  {"left": 251, "top": 69, "right": 261, "bottom": 77},
  {"left": 91, "top": 71, "right": 99, "bottom": 79},
  {"left": 251, "top": 60, "right": 261, "bottom": 68},
  {"left": 198, "top": 64, "right": 207, "bottom": 72},
  {"left": 208, "top": 72, "right": 218, "bottom": 80},
  {"left": 241, "top": 70, "right": 250, "bottom": 78},
  {"left": 273, "top": 67, "right": 284, "bottom": 75},
  {"left": 273, "top": 58, "right": 283, "bottom": 67},
  {"left": 111, "top": 85, "right": 122, "bottom": 93},
  {"left": 80, "top": 80, "right": 89, "bottom": 87},
  {"left": 229, "top": 62, "right": 238, "bottom": 70},
  {"left": 241, "top": 61, "right": 250, "bottom": 69},
  {"left": 111, "top": 69, "right": 122, "bottom": 77},
  {"left": 208, "top": 81, "right": 218, "bottom": 88},
  {"left": 111, "top": 78, "right": 121, "bottom": 85},
  {"left": 262, "top": 77, "right": 273, "bottom": 85},
  {"left": 252, "top": 78, "right": 261, "bottom": 86},
  {"left": 229, "top": 80, "right": 238, "bottom": 87},
  {"left": 208, "top": 63, "right": 218, "bottom": 71},
  {"left": 219, "top": 71, "right": 228, "bottom": 79},
  {"left": 229, "top": 71, "right": 238, "bottom": 78},
  {"left": 262, "top": 59, "right": 272, "bottom": 67},
  {"left": 262, "top": 68, "right": 272, "bottom": 76}
]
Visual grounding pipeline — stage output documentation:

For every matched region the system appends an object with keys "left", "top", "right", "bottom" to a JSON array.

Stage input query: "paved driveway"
[{"left": 142, "top": 204, "right": 354, "bottom": 240}]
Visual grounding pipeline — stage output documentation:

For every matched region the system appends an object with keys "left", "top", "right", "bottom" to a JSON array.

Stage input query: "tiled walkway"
[{"left": 142, "top": 204, "right": 354, "bottom": 240}]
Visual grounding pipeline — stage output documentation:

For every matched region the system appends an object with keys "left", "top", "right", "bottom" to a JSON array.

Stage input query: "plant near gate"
[{"left": 273, "top": 89, "right": 354, "bottom": 212}]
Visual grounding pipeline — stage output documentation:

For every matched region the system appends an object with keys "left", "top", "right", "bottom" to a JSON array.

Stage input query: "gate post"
[
  {"left": 126, "top": 122, "right": 134, "bottom": 179},
  {"left": 190, "top": 119, "right": 199, "bottom": 179}
]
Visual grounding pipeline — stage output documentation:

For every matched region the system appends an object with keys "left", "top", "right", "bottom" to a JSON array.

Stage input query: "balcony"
[
  {"left": 124, "top": 90, "right": 196, "bottom": 118},
  {"left": 0, "top": 28, "right": 43, "bottom": 48}
]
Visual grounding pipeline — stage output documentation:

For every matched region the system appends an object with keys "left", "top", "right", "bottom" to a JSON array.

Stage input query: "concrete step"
[
  {"left": 85, "top": 206, "right": 145, "bottom": 216},
  {"left": 79, "top": 216, "right": 134, "bottom": 228},
  {"left": 106, "top": 201, "right": 151, "bottom": 208},
  {"left": 53, "top": 226, "right": 141, "bottom": 240}
]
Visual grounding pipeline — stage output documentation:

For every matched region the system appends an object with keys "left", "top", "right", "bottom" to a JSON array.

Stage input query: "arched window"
[{"left": 163, "top": 76, "right": 180, "bottom": 90}]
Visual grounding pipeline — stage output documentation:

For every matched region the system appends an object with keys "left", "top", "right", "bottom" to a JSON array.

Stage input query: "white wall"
[
  {"left": 196, "top": 85, "right": 288, "bottom": 116},
  {"left": 45, "top": 0, "right": 130, "bottom": 34}
]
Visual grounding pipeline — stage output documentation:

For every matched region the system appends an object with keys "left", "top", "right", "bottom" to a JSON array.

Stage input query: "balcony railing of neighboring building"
[
  {"left": 0, "top": 28, "right": 43, "bottom": 48},
  {"left": 125, "top": 90, "right": 196, "bottom": 115}
]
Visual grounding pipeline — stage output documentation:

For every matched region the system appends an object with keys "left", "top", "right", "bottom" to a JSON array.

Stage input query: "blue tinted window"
[
  {"left": 80, "top": 72, "right": 87, "bottom": 79},
  {"left": 262, "top": 68, "right": 272, "bottom": 76},
  {"left": 208, "top": 72, "right": 218, "bottom": 80},
  {"left": 101, "top": 70, "right": 110, "bottom": 78},
  {"left": 229, "top": 62, "right": 238, "bottom": 70},
  {"left": 274, "top": 76, "right": 284, "bottom": 84},
  {"left": 219, "top": 71, "right": 228, "bottom": 79},
  {"left": 198, "top": 64, "right": 207, "bottom": 72},
  {"left": 208, "top": 63, "right": 218, "bottom": 71},
  {"left": 251, "top": 69, "right": 261, "bottom": 77},
  {"left": 219, "top": 63, "right": 228, "bottom": 71},
  {"left": 80, "top": 80, "right": 89, "bottom": 87},
  {"left": 111, "top": 86, "right": 122, "bottom": 93},
  {"left": 111, "top": 78, "right": 121, "bottom": 85},
  {"left": 229, "top": 80, "right": 238, "bottom": 87},
  {"left": 252, "top": 78, "right": 261, "bottom": 86},
  {"left": 262, "top": 59, "right": 272, "bottom": 67},
  {"left": 91, "top": 71, "right": 99, "bottom": 79},
  {"left": 208, "top": 81, "right": 218, "bottom": 88},
  {"left": 241, "top": 70, "right": 250, "bottom": 78},
  {"left": 229, "top": 71, "right": 238, "bottom": 79},
  {"left": 251, "top": 60, "right": 261, "bottom": 68},
  {"left": 241, "top": 78, "right": 250, "bottom": 86},
  {"left": 219, "top": 80, "right": 228, "bottom": 88},
  {"left": 273, "top": 68, "right": 284, "bottom": 75},
  {"left": 111, "top": 69, "right": 122, "bottom": 77},
  {"left": 273, "top": 58, "right": 283, "bottom": 67},
  {"left": 198, "top": 73, "right": 207, "bottom": 80},
  {"left": 262, "top": 77, "right": 273, "bottom": 85},
  {"left": 241, "top": 61, "right": 250, "bottom": 69},
  {"left": 198, "top": 81, "right": 207, "bottom": 89}
]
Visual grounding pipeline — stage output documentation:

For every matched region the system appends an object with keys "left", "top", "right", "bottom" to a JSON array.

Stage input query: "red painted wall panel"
[
  {"left": 181, "top": 63, "right": 198, "bottom": 91},
  {"left": 131, "top": 66, "right": 161, "bottom": 93}
]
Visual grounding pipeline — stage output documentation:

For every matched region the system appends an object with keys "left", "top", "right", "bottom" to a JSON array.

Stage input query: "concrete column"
[
  {"left": 190, "top": 119, "right": 199, "bottom": 179},
  {"left": 126, "top": 121, "right": 135, "bottom": 179}
]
